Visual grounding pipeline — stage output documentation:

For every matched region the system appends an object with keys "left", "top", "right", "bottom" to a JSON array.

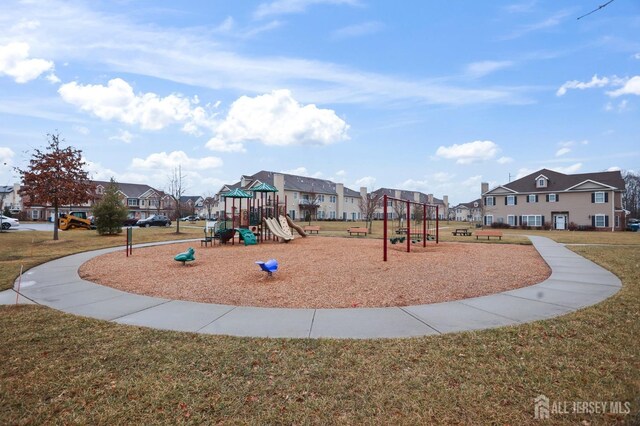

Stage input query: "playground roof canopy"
[
  {"left": 222, "top": 188, "right": 252, "bottom": 198},
  {"left": 251, "top": 182, "right": 278, "bottom": 192}
]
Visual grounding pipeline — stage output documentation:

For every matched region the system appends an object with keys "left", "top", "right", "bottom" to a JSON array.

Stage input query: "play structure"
[
  {"left": 383, "top": 194, "right": 439, "bottom": 261},
  {"left": 216, "top": 186, "right": 307, "bottom": 246},
  {"left": 174, "top": 247, "right": 195, "bottom": 265}
]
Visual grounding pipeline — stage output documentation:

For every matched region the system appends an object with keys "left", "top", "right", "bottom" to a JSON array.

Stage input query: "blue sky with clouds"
[{"left": 0, "top": 0, "right": 638, "bottom": 204}]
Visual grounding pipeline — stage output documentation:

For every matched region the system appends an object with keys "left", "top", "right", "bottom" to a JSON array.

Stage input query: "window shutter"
[
  {"left": 514, "top": 196, "right": 518, "bottom": 205},
  {"left": 556, "top": 194, "right": 559, "bottom": 202},
  {"left": 535, "top": 195, "right": 539, "bottom": 202},
  {"left": 546, "top": 194, "right": 549, "bottom": 202},
  {"left": 519, "top": 215, "right": 523, "bottom": 225},
  {"left": 605, "top": 193, "right": 609, "bottom": 203},
  {"left": 526, "top": 196, "right": 529, "bottom": 203},
  {"left": 591, "top": 193, "right": 595, "bottom": 203},
  {"left": 605, "top": 215, "right": 609, "bottom": 227},
  {"left": 504, "top": 197, "right": 507, "bottom": 205},
  {"left": 542, "top": 216, "right": 545, "bottom": 225},
  {"left": 592, "top": 216, "right": 595, "bottom": 227}
]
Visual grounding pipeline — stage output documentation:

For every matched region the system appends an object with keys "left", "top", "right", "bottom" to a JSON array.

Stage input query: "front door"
[{"left": 555, "top": 215, "right": 566, "bottom": 230}]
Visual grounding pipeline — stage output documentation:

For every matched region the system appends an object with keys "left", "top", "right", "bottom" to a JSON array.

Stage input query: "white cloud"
[
  {"left": 461, "top": 175, "right": 483, "bottom": 188},
  {"left": 555, "top": 147, "right": 571, "bottom": 157},
  {"left": 466, "top": 60, "right": 513, "bottom": 78},
  {"left": 206, "top": 89, "right": 349, "bottom": 152},
  {"left": 607, "top": 166, "right": 621, "bottom": 172},
  {"left": 332, "top": 21, "right": 383, "bottom": 40},
  {"left": 131, "top": 151, "right": 223, "bottom": 171},
  {"left": 552, "top": 163, "right": 582, "bottom": 174},
  {"left": 497, "top": 156, "right": 513, "bottom": 164},
  {"left": 399, "top": 178, "right": 430, "bottom": 191},
  {"left": 335, "top": 170, "right": 346, "bottom": 177},
  {"left": 0, "top": 147, "right": 15, "bottom": 166},
  {"left": 607, "top": 76, "right": 640, "bottom": 97},
  {"left": 634, "top": 53, "right": 640, "bottom": 60},
  {"left": 355, "top": 176, "right": 376, "bottom": 188},
  {"left": 58, "top": 78, "right": 218, "bottom": 133},
  {"left": 72, "top": 125, "right": 90, "bottom": 135},
  {"left": 556, "top": 74, "right": 611, "bottom": 96},
  {"left": 0, "top": 42, "right": 54, "bottom": 83},
  {"left": 253, "top": 0, "right": 359, "bottom": 19},
  {"left": 109, "top": 129, "right": 134, "bottom": 144},
  {"left": 281, "top": 167, "right": 323, "bottom": 178},
  {"left": 435, "top": 140, "right": 499, "bottom": 164},
  {"left": 502, "top": 10, "right": 571, "bottom": 40}
]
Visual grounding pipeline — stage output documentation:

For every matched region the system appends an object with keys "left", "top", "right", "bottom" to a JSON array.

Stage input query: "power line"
[{"left": 577, "top": 0, "right": 616, "bottom": 20}]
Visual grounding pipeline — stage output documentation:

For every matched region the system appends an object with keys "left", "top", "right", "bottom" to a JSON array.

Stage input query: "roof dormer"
[{"left": 535, "top": 174, "right": 549, "bottom": 189}]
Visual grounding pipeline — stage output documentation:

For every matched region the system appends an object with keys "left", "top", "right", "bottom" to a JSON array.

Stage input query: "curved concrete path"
[{"left": 2, "top": 236, "right": 621, "bottom": 339}]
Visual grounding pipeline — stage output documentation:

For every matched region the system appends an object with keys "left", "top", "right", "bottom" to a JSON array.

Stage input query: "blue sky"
[{"left": 0, "top": 0, "right": 638, "bottom": 204}]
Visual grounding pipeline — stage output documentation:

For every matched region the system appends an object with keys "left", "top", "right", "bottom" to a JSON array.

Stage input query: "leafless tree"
[
  {"left": 167, "top": 165, "right": 187, "bottom": 233},
  {"left": 301, "top": 191, "right": 322, "bottom": 224},
  {"left": 358, "top": 190, "right": 383, "bottom": 232},
  {"left": 202, "top": 193, "right": 216, "bottom": 220},
  {"left": 622, "top": 170, "right": 640, "bottom": 219},
  {"left": 392, "top": 199, "right": 406, "bottom": 228}
]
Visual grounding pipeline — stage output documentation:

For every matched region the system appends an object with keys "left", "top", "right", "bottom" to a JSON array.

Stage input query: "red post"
[
  {"left": 383, "top": 194, "right": 388, "bottom": 261},
  {"left": 423, "top": 204, "right": 427, "bottom": 248},
  {"left": 406, "top": 199, "right": 411, "bottom": 253},
  {"left": 436, "top": 206, "right": 439, "bottom": 244}
]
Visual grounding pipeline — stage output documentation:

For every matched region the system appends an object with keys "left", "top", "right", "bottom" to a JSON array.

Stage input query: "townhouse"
[{"left": 481, "top": 168, "right": 626, "bottom": 231}]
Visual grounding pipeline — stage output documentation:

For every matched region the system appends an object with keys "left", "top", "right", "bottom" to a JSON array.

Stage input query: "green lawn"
[{"left": 1, "top": 227, "right": 638, "bottom": 424}]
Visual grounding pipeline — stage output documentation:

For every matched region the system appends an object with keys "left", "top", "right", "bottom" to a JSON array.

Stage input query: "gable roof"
[
  {"left": 487, "top": 169, "right": 625, "bottom": 194},
  {"left": 227, "top": 170, "right": 360, "bottom": 197},
  {"left": 180, "top": 195, "right": 202, "bottom": 203},
  {"left": 93, "top": 180, "right": 162, "bottom": 198},
  {"left": 454, "top": 198, "right": 482, "bottom": 209},
  {"left": 372, "top": 188, "right": 445, "bottom": 205}
]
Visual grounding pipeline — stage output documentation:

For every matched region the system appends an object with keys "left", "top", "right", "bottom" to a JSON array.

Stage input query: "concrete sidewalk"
[{"left": 2, "top": 236, "right": 621, "bottom": 339}]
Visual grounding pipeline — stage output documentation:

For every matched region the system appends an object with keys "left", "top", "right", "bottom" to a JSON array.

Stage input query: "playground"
[{"left": 79, "top": 237, "right": 550, "bottom": 308}]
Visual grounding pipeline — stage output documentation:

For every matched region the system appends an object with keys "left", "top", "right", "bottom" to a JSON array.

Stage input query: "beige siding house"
[
  {"left": 482, "top": 169, "right": 626, "bottom": 231},
  {"left": 451, "top": 199, "right": 482, "bottom": 222},
  {"left": 215, "top": 171, "right": 362, "bottom": 221},
  {"left": 370, "top": 188, "right": 449, "bottom": 220}
]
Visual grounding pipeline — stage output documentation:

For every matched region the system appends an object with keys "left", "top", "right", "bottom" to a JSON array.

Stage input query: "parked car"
[
  {"left": 136, "top": 215, "right": 171, "bottom": 227},
  {"left": 180, "top": 215, "right": 198, "bottom": 222},
  {"left": 0, "top": 214, "right": 20, "bottom": 230},
  {"left": 122, "top": 217, "right": 139, "bottom": 226},
  {"left": 626, "top": 218, "right": 639, "bottom": 232}
]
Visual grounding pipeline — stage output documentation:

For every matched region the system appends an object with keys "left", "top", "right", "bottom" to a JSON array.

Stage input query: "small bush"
[
  {"left": 491, "top": 222, "right": 511, "bottom": 229},
  {"left": 542, "top": 223, "right": 552, "bottom": 230},
  {"left": 568, "top": 222, "right": 578, "bottom": 231}
]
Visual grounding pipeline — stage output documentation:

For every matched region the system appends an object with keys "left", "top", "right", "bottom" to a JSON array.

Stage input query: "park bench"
[
  {"left": 475, "top": 230, "right": 503, "bottom": 240},
  {"left": 348, "top": 227, "right": 368, "bottom": 236},
  {"left": 452, "top": 228, "right": 472, "bottom": 236},
  {"left": 304, "top": 225, "right": 320, "bottom": 234}
]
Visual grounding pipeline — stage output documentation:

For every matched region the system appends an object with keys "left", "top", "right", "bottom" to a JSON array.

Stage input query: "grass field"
[{"left": 1, "top": 224, "right": 638, "bottom": 424}]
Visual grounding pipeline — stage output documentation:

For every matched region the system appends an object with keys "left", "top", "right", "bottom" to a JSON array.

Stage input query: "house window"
[
  {"left": 594, "top": 214, "right": 606, "bottom": 227},
  {"left": 506, "top": 195, "right": 516, "bottom": 205},
  {"left": 330, "top": 211, "right": 336, "bottom": 219},
  {"left": 528, "top": 194, "right": 537, "bottom": 203},
  {"left": 484, "top": 215, "right": 493, "bottom": 226},
  {"left": 293, "top": 192, "right": 298, "bottom": 199},
  {"left": 127, "top": 198, "right": 139, "bottom": 207},
  {"left": 522, "top": 215, "right": 542, "bottom": 227},
  {"left": 538, "top": 178, "right": 546, "bottom": 188},
  {"left": 548, "top": 194, "right": 557, "bottom": 202},
  {"left": 318, "top": 195, "right": 325, "bottom": 202},
  {"left": 485, "top": 196, "right": 495, "bottom": 206},
  {"left": 289, "top": 210, "right": 296, "bottom": 220},
  {"left": 594, "top": 192, "right": 605, "bottom": 203},
  {"left": 318, "top": 211, "right": 325, "bottom": 219},
  {"left": 96, "top": 186, "right": 104, "bottom": 195},
  {"left": 31, "top": 210, "right": 40, "bottom": 220},
  {"left": 330, "top": 195, "right": 336, "bottom": 203},
  {"left": 615, "top": 215, "right": 620, "bottom": 228},
  {"left": 508, "top": 215, "right": 516, "bottom": 226}
]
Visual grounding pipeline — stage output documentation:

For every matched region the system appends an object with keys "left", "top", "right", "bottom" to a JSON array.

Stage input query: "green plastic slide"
[{"left": 236, "top": 228, "right": 257, "bottom": 245}]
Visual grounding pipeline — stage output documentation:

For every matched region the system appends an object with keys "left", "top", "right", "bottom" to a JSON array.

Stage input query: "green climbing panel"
[{"left": 236, "top": 228, "right": 257, "bottom": 246}]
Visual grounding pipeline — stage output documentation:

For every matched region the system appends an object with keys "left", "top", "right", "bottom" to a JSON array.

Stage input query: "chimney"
[{"left": 481, "top": 182, "right": 489, "bottom": 196}]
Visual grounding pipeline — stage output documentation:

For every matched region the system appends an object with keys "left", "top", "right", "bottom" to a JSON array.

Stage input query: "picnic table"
[{"left": 452, "top": 228, "right": 472, "bottom": 236}]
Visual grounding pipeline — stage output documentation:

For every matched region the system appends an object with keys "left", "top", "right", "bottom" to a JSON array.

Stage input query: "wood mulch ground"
[{"left": 79, "top": 237, "right": 550, "bottom": 309}]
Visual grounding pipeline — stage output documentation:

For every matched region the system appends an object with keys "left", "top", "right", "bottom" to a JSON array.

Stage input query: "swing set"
[{"left": 383, "top": 194, "right": 439, "bottom": 261}]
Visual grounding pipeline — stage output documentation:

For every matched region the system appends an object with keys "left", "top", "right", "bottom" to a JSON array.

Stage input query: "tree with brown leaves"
[{"left": 17, "top": 132, "right": 93, "bottom": 240}]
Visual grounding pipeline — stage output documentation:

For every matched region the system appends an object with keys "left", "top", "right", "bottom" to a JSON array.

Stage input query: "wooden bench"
[
  {"left": 452, "top": 228, "right": 472, "bottom": 236},
  {"left": 348, "top": 227, "right": 368, "bottom": 236},
  {"left": 475, "top": 230, "right": 503, "bottom": 240},
  {"left": 304, "top": 225, "right": 320, "bottom": 234}
]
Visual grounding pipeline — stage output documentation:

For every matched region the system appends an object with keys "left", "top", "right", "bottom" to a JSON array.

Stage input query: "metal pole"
[
  {"left": 423, "top": 203, "right": 427, "bottom": 248},
  {"left": 383, "top": 194, "right": 387, "bottom": 261},
  {"left": 406, "top": 199, "right": 411, "bottom": 253},
  {"left": 436, "top": 206, "right": 439, "bottom": 243}
]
